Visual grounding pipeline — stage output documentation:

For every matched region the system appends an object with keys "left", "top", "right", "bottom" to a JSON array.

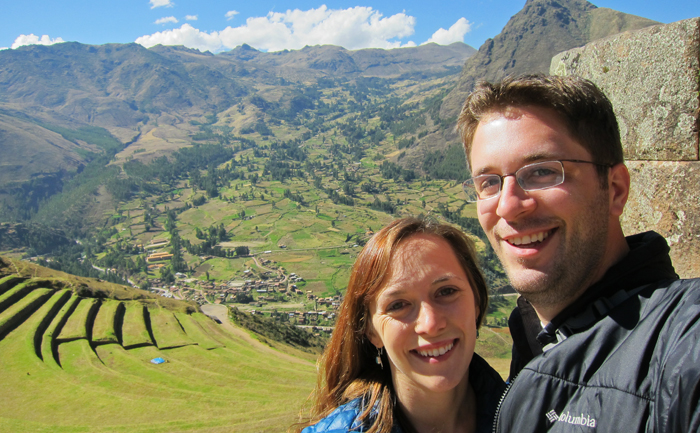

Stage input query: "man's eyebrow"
[{"left": 472, "top": 152, "right": 561, "bottom": 176}]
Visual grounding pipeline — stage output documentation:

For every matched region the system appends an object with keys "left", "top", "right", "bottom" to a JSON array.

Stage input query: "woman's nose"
[{"left": 414, "top": 303, "right": 446, "bottom": 335}]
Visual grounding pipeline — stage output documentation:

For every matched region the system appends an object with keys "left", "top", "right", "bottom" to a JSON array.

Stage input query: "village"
[{"left": 145, "top": 251, "right": 342, "bottom": 329}]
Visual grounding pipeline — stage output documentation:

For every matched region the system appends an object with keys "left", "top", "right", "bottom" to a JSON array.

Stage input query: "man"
[{"left": 457, "top": 74, "right": 700, "bottom": 432}]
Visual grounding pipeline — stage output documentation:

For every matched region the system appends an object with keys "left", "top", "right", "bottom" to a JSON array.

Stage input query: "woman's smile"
[{"left": 412, "top": 339, "right": 458, "bottom": 362}]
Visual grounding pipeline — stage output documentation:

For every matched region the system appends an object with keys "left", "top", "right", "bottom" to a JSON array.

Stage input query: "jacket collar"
[{"left": 535, "top": 231, "right": 678, "bottom": 347}]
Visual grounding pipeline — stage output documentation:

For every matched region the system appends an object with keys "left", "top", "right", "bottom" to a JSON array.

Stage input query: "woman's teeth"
[
  {"left": 418, "top": 342, "right": 454, "bottom": 357},
  {"left": 509, "top": 230, "right": 549, "bottom": 246}
]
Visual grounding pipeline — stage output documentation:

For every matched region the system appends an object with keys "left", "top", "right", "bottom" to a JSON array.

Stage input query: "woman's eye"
[
  {"left": 437, "top": 287, "right": 457, "bottom": 297},
  {"left": 386, "top": 301, "right": 407, "bottom": 312}
]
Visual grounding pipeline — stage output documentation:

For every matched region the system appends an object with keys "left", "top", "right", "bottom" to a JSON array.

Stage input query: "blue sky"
[{"left": 1, "top": 0, "right": 699, "bottom": 52}]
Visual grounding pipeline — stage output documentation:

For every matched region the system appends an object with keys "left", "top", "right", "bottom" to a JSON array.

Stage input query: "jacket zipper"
[{"left": 492, "top": 373, "right": 517, "bottom": 433}]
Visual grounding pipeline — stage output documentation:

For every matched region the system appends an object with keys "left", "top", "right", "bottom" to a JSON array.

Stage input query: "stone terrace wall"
[{"left": 551, "top": 18, "right": 700, "bottom": 278}]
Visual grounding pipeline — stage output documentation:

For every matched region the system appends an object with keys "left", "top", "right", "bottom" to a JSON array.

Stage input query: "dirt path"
[
  {"left": 252, "top": 256, "right": 288, "bottom": 283},
  {"left": 484, "top": 327, "right": 511, "bottom": 345},
  {"left": 200, "top": 304, "right": 313, "bottom": 366}
]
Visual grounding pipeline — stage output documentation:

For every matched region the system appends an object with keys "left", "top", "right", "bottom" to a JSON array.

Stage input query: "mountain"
[
  {"left": 0, "top": 41, "right": 475, "bottom": 190},
  {"left": 439, "top": 0, "right": 660, "bottom": 121},
  {"left": 221, "top": 42, "right": 475, "bottom": 77}
]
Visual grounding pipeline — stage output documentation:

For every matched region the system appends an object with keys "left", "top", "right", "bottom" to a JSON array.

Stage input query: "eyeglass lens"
[{"left": 464, "top": 160, "right": 565, "bottom": 201}]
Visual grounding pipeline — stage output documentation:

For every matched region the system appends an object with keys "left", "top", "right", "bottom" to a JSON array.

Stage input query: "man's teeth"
[
  {"left": 510, "top": 231, "right": 549, "bottom": 246},
  {"left": 418, "top": 342, "right": 454, "bottom": 357}
]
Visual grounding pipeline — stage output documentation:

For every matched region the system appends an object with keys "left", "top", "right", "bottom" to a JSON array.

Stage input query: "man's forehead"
[{"left": 467, "top": 105, "right": 580, "bottom": 170}]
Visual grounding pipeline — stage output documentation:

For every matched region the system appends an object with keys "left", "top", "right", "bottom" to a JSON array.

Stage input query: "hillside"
[
  {"left": 0, "top": 249, "right": 514, "bottom": 432},
  {"left": 0, "top": 41, "right": 475, "bottom": 190},
  {"left": 0, "top": 0, "right": 665, "bottom": 314},
  {"left": 0, "top": 255, "right": 318, "bottom": 432},
  {"left": 438, "top": 0, "right": 660, "bottom": 121}
]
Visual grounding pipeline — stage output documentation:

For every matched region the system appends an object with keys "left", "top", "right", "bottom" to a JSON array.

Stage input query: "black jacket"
[{"left": 497, "top": 231, "right": 700, "bottom": 432}]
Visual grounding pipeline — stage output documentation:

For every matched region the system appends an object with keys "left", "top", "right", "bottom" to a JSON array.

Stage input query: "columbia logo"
[{"left": 545, "top": 410, "right": 597, "bottom": 428}]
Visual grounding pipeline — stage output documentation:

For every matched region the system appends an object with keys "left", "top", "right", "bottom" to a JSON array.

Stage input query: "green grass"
[
  {"left": 57, "top": 297, "right": 97, "bottom": 341},
  {"left": 149, "top": 307, "right": 195, "bottom": 349},
  {"left": 0, "top": 279, "right": 44, "bottom": 313},
  {"left": 92, "top": 300, "right": 122, "bottom": 344},
  {"left": 0, "top": 288, "right": 53, "bottom": 336},
  {"left": 41, "top": 294, "right": 81, "bottom": 368},
  {"left": 0, "top": 275, "right": 24, "bottom": 295},
  {"left": 121, "top": 301, "right": 154, "bottom": 348},
  {"left": 0, "top": 271, "right": 317, "bottom": 433},
  {"left": 173, "top": 312, "right": 223, "bottom": 350}
]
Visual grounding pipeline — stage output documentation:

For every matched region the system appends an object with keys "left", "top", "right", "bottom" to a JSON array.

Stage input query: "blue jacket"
[{"left": 302, "top": 353, "right": 505, "bottom": 433}]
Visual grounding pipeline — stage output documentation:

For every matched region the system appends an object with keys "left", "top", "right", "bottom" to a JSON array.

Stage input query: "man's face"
[{"left": 469, "top": 106, "right": 615, "bottom": 312}]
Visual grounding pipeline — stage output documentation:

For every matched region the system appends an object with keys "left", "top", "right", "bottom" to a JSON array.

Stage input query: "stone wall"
[{"left": 551, "top": 18, "right": 700, "bottom": 278}]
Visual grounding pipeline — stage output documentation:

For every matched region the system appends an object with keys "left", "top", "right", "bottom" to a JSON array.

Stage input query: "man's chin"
[{"left": 505, "top": 268, "right": 552, "bottom": 297}]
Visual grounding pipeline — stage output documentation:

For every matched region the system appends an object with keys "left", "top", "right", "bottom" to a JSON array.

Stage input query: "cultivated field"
[{"left": 0, "top": 258, "right": 316, "bottom": 433}]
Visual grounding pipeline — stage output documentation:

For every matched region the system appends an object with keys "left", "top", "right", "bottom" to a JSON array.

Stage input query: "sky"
[{"left": 1, "top": 0, "right": 699, "bottom": 53}]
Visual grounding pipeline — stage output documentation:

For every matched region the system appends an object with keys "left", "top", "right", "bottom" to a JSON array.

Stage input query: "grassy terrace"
[{"left": 0, "top": 257, "right": 316, "bottom": 432}]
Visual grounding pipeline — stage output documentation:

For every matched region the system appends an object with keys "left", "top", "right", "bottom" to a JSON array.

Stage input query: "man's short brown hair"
[{"left": 457, "top": 74, "right": 623, "bottom": 178}]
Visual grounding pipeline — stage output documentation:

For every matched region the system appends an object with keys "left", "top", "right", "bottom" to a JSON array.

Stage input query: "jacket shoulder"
[
  {"left": 302, "top": 399, "right": 364, "bottom": 433},
  {"left": 653, "top": 278, "right": 700, "bottom": 432}
]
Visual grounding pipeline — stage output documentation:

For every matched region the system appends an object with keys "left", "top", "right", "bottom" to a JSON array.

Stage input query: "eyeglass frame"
[{"left": 462, "top": 159, "right": 614, "bottom": 203}]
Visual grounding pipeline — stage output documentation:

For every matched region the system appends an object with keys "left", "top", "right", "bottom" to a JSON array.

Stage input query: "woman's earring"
[{"left": 375, "top": 347, "right": 384, "bottom": 369}]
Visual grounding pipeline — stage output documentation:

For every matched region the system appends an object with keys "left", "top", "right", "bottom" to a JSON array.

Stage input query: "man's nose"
[{"left": 495, "top": 176, "right": 536, "bottom": 221}]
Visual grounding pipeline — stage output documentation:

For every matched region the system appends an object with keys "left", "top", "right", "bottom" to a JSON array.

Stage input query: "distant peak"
[{"left": 237, "top": 44, "right": 258, "bottom": 52}]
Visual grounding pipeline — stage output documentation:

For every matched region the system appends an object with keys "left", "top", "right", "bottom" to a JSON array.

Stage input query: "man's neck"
[{"left": 535, "top": 233, "right": 630, "bottom": 325}]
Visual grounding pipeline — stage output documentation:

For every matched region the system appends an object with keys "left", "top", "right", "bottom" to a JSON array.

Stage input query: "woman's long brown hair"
[{"left": 292, "top": 217, "right": 489, "bottom": 433}]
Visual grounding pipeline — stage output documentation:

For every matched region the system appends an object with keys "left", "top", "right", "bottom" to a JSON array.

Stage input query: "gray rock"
[
  {"left": 551, "top": 18, "right": 699, "bottom": 161},
  {"left": 553, "top": 17, "right": 700, "bottom": 278},
  {"left": 623, "top": 161, "right": 700, "bottom": 278}
]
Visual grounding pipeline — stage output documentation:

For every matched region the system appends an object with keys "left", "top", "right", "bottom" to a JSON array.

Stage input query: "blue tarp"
[{"left": 150, "top": 357, "right": 166, "bottom": 364}]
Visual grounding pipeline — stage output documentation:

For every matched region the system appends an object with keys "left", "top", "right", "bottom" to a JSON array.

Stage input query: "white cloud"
[
  {"left": 11, "top": 34, "right": 65, "bottom": 49},
  {"left": 185, "top": 15, "right": 198, "bottom": 21},
  {"left": 136, "top": 23, "right": 224, "bottom": 52},
  {"left": 155, "top": 16, "right": 178, "bottom": 25},
  {"left": 136, "top": 6, "right": 417, "bottom": 52},
  {"left": 423, "top": 18, "right": 472, "bottom": 45},
  {"left": 150, "top": 0, "right": 173, "bottom": 9},
  {"left": 0, "top": 47, "right": 8, "bottom": 51},
  {"left": 225, "top": 10, "right": 239, "bottom": 21}
]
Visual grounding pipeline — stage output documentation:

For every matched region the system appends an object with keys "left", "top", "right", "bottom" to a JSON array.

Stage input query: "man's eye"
[
  {"left": 478, "top": 176, "right": 500, "bottom": 192},
  {"left": 530, "top": 168, "right": 557, "bottom": 177}
]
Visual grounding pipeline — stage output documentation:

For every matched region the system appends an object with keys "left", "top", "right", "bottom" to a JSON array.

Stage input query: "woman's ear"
[{"left": 366, "top": 321, "right": 383, "bottom": 349}]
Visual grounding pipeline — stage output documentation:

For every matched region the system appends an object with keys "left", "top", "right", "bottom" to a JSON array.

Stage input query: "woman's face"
[{"left": 368, "top": 233, "right": 478, "bottom": 394}]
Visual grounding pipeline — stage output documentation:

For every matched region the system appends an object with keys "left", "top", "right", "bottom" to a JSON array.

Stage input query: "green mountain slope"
[{"left": 0, "top": 256, "right": 316, "bottom": 432}]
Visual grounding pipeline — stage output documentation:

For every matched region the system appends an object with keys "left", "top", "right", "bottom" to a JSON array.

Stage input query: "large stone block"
[
  {"left": 551, "top": 18, "right": 699, "bottom": 161},
  {"left": 623, "top": 161, "right": 700, "bottom": 278}
]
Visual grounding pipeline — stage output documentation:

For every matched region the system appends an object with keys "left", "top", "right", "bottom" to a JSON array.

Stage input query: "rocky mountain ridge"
[{"left": 439, "top": 0, "right": 660, "bottom": 121}]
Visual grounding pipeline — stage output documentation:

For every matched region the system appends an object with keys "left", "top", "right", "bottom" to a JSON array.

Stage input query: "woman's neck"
[{"left": 393, "top": 374, "right": 476, "bottom": 433}]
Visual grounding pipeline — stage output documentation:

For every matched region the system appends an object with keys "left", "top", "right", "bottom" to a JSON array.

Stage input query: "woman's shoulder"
[{"left": 301, "top": 398, "right": 365, "bottom": 433}]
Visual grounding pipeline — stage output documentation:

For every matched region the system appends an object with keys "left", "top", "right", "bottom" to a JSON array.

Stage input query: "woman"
[{"left": 295, "top": 217, "right": 505, "bottom": 433}]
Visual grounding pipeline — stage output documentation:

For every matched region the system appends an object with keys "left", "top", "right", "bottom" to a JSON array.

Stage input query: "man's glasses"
[{"left": 462, "top": 159, "right": 613, "bottom": 203}]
